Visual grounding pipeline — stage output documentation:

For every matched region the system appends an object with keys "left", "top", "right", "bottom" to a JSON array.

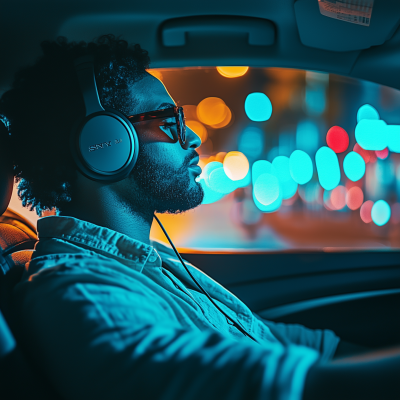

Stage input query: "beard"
[{"left": 127, "top": 143, "right": 204, "bottom": 214}]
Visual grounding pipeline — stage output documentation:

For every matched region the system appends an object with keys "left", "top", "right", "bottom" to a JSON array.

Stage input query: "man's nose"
[{"left": 183, "top": 126, "right": 202, "bottom": 150}]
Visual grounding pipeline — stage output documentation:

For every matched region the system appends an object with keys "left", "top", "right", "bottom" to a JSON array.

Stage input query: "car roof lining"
[{"left": 1, "top": 0, "right": 400, "bottom": 94}]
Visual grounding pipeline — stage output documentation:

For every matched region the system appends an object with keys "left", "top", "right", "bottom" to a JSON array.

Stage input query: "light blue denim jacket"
[{"left": 12, "top": 216, "right": 339, "bottom": 400}]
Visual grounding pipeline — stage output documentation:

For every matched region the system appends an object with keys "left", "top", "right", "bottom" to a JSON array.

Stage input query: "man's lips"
[{"left": 189, "top": 156, "right": 200, "bottom": 166}]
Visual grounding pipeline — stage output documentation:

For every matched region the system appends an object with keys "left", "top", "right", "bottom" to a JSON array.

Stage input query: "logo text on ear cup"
[{"left": 88, "top": 141, "right": 112, "bottom": 152}]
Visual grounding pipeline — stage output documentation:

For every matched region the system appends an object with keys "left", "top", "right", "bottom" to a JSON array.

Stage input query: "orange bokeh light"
[
  {"left": 223, "top": 151, "right": 249, "bottom": 181},
  {"left": 210, "top": 107, "right": 232, "bottom": 129},
  {"left": 197, "top": 97, "right": 229, "bottom": 126},
  {"left": 186, "top": 120, "right": 208, "bottom": 143},
  {"left": 217, "top": 66, "right": 249, "bottom": 78},
  {"left": 346, "top": 186, "right": 364, "bottom": 210},
  {"left": 330, "top": 185, "right": 347, "bottom": 210}
]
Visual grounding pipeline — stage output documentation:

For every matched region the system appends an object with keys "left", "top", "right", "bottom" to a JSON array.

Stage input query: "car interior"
[{"left": 1, "top": 0, "right": 400, "bottom": 398}]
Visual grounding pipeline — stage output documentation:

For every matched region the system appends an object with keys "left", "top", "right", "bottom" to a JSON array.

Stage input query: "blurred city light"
[
  {"left": 244, "top": 92, "right": 273, "bottom": 121},
  {"left": 289, "top": 150, "right": 313, "bottom": 184},
  {"left": 386, "top": 125, "right": 400, "bottom": 153},
  {"left": 371, "top": 200, "right": 391, "bottom": 226},
  {"left": 330, "top": 185, "right": 347, "bottom": 210},
  {"left": 375, "top": 148, "right": 389, "bottom": 160},
  {"left": 202, "top": 161, "right": 223, "bottom": 187},
  {"left": 343, "top": 151, "right": 366, "bottom": 181},
  {"left": 326, "top": 126, "right": 349, "bottom": 153},
  {"left": 210, "top": 107, "right": 232, "bottom": 129},
  {"left": 238, "top": 127, "right": 264, "bottom": 160},
  {"left": 360, "top": 200, "right": 374, "bottom": 223},
  {"left": 223, "top": 152, "right": 249, "bottom": 181},
  {"left": 305, "top": 87, "right": 326, "bottom": 115},
  {"left": 355, "top": 119, "right": 387, "bottom": 150},
  {"left": 296, "top": 120, "right": 319, "bottom": 155},
  {"left": 357, "top": 104, "right": 379, "bottom": 123},
  {"left": 315, "top": 146, "right": 341, "bottom": 190},
  {"left": 197, "top": 97, "right": 229, "bottom": 126},
  {"left": 217, "top": 66, "right": 249, "bottom": 78},
  {"left": 208, "top": 167, "right": 238, "bottom": 194},
  {"left": 272, "top": 156, "right": 298, "bottom": 199},
  {"left": 186, "top": 120, "right": 208, "bottom": 143},
  {"left": 353, "top": 143, "right": 371, "bottom": 163},
  {"left": 254, "top": 173, "right": 280, "bottom": 205},
  {"left": 346, "top": 187, "right": 364, "bottom": 210},
  {"left": 200, "top": 178, "right": 225, "bottom": 205}
]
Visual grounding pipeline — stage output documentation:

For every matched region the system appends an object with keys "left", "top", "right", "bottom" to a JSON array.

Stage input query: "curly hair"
[{"left": 0, "top": 34, "right": 150, "bottom": 215}]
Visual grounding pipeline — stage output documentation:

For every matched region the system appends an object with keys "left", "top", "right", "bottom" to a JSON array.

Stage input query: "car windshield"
[
  {"left": 9, "top": 66, "right": 400, "bottom": 252},
  {"left": 147, "top": 67, "right": 400, "bottom": 252}
]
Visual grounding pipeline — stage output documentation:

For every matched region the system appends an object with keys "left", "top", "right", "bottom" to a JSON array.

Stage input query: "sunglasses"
[{"left": 128, "top": 106, "right": 186, "bottom": 146}]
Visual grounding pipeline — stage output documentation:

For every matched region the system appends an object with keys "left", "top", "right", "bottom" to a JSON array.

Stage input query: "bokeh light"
[
  {"left": 217, "top": 66, "right": 249, "bottom": 78},
  {"left": 315, "top": 146, "right": 341, "bottom": 190},
  {"left": 386, "top": 125, "right": 400, "bottom": 153},
  {"left": 326, "top": 126, "right": 349, "bottom": 153},
  {"left": 210, "top": 107, "right": 232, "bottom": 129},
  {"left": 197, "top": 97, "right": 229, "bottom": 126},
  {"left": 244, "top": 93, "right": 273, "bottom": 122},
  {"left": 238, "top": 127, "right": 264, "bottom": 160},
  {"left": 202, "top": 161, "right": 223, "bottom": 188},
  {"left": 353, "top": 143, "right": 370, "bottom": 163},
  {"left": 289, "top": 150, "right": 313, "bottom": 185},
  {"left": 199, "top": 178, "right": 225, "bottom": 205},
  {"left": 296, "top": 120, "right": 319, "bottom": 155},
  {"left": 375, "top": 148, "right": 389, "bottom": 160},
  {"left": 355, "top": 119, "right": 387, "bottom": 150},
  {"left": 254, "top": 173, "right": 280, "bottom": 205},
  {"left": 208, "top": 167, "right": 237, "bottom": 194},
  {"left": 357, "top": 104, "right": 379, "bottom": 123},
  {"left": 272, "top": 156, "right": 299, "bottom": 199},
  {"left": 360, "top": 200, "right": 374, "bottom": 223},
  {"left": 346, "top": 186, "right": 364, "bottom": 210},
  {"left": 343, "top": 151, "right": 366, "bottom": 182},
  {"left": 223, "top": 152, "right": 249, "bottom": 181},
  {"left": 186, "top": 120, "right": 208, "bottom": 143},
  {"left": 371, "top": 200, "right": 391, "bottom": 226},
  {"left": 330, "top": 185, "right": 347, "bottom": 210}
]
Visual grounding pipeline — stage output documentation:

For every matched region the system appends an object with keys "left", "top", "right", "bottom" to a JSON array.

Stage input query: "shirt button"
[{"left": 148, "top": 252, "right": 158, "bottom": 263}]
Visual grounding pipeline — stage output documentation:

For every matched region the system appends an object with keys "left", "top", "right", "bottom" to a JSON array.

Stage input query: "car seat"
[{"left": 0, "top": 122, "right": 62, "bottom": 399}]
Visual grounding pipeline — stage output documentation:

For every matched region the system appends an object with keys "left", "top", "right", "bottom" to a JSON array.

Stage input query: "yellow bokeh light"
[
  {"left": 215, "top": 152, "right": 227, "bottom": 163},
  {"left": 223, "top": 151, "right": 250, "bottom": 181},
  {"left": 147, "top": 69, "right": 163, "bottom": 81},
  {"left": 210, "top": 107, "right": 232, "bottom": 129},
  {"left": 186, "top": 120, "right": 208, "bottom": 143},
  {"left": 217, "top": 66, "right": 249, "bottom": 78},
  {"left": 197, "top": 97, "right": 228, "bottom": 126}
]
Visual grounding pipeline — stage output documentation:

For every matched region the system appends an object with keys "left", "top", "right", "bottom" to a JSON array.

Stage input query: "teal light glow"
[
  {"left": 238, "top": 127, "right": 264, "bottom": 160},
  {"left": 305, "top": 87, "right": 326, "bottom": 115},
  {"left": 296, "top": 120, "right": 319, "bottom": 155},
  {"left": 235, "top": 169, "right": 252, "bottom": 188},
  {"left": 252, "top": 160, "right": 282, "bottom": 212},
  {"left": 357, "top": 104, "right": 379, "bottom": 123},
  {"left": 315, "top": 146, "right": 340, "bottom": 190},
  {"left": 272, "top": 156, "right": 298, "bottom": 199},
  {"left": 208, "top": 167, "right": 237, "bottom": 194},
  {"left": 289, "top": 150, "right": 313, "bottom": 185},
  {"left": 371, "top": 200, "right": 391, "bottom": 226},
  {"left": 244, "top": 93, "right": 272, "bottom": 122},
  {"left": 386, "top": 125, "right": 400, "bottom": 153},
  {"left": 254, "top": 173, "right": 280, "bottom": 205},
  {"left": 343, "top": 151, "right": 366, "bottom": 182},
  {"left": 202, "top": 161, "right": 223, "bottom": 188},
  {"left": 200, "top": 179, "right": 225, "bottom": 205},
  {"left": 355, "top": 119, "right": 387, "bottom": 151}
]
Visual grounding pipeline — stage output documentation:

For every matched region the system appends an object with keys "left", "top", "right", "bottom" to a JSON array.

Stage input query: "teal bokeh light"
[
  {"left": 238, "top": 127, "right": 264, "bottom": 160},
  {"left": 355, "top": 119, "right": 387, "bottom": 151},
  {"left": 371, "top": 200, "right": 391, "bottom": 226},
  {"left": 208, "top": 167, "right": 237, "bottom": 194},
  {"left": 254, "top": 173, "right": 280, "bottom": 205},
  {"left": 315, "top": 146, "right": 340, "bottom": 190},
  {"left": 272, "top": 156, "right": 298, "bottom": 199},
  {"left": 202, "top": 161, "right": 223, "bottom": 187},
  {"left": 296, "top": 120, "right": 319, "bottom": 155},
  {"left": 289, "top": 150, "right": 313, "bottom": 185},
  {"left": 200, "top": 179, "right": 225, "bottom": 205},
  {"left": 343, "top": 151, "right": 366, "bottom": 182},
  {"left": 244, "top": 93, "right": 272, "bottom": 122},
  {"left": 357, "top": 104, "right": 379, "bottom": 123}
]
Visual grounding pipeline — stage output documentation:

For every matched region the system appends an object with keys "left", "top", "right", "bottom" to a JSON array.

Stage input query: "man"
[{"left": 1, "top": 35, "right": 398, "bottom": 400}]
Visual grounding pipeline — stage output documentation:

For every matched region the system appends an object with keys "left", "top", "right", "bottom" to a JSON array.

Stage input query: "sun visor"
[{"left": 294, "top": 0, "right": 400, "bottom": 52}]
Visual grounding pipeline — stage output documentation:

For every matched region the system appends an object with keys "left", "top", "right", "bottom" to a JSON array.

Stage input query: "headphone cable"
[{"left": 154, "top": 214, "right": 259, "bottom": 344}]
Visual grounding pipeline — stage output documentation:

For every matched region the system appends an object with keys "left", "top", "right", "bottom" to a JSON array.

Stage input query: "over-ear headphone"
[{"left": 70, "top": 55, "right": 139, "bottom": 182}]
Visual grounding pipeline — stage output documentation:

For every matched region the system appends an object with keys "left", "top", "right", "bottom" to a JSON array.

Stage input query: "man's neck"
[{"left": 61, "top": 186, "right": 154, "bottom": 245}]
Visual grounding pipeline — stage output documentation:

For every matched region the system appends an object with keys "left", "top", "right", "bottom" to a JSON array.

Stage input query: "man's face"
[{"left": 115, "top": 73, "right": 204, "bottom": 214}]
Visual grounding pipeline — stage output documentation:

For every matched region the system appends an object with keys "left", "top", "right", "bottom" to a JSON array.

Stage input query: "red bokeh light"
[
  {"left": 360, "top": 200, "right": 374, "bottom": 223},
  {"left": 375, "top": 148, "right": 389, "bottom": 160},
  {"left": 346, "top": 187, "right": 364, "bottom": 210},
  {"left": 326, "top": 126, "right": 349, "bottom": 153},
  {"left": 353, "top": 143, "right": 370, "bottom": 163},
  {"left": 330, "top": 185, "right": 347, "bottom": 210}
]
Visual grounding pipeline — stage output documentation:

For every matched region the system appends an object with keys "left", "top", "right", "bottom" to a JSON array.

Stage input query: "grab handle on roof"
[{"left": 161, "top": 16, "right": 275, "bottom": 47}]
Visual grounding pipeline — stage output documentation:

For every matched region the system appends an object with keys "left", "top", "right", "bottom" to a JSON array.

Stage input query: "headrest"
[{"left": 0, "top": 120, "right": 13, "bottom": 217}]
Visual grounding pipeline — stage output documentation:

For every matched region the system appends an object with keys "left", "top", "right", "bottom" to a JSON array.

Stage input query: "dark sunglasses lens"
[{"left": 179, "top": 109, "right": 186, "bottom": 144}]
